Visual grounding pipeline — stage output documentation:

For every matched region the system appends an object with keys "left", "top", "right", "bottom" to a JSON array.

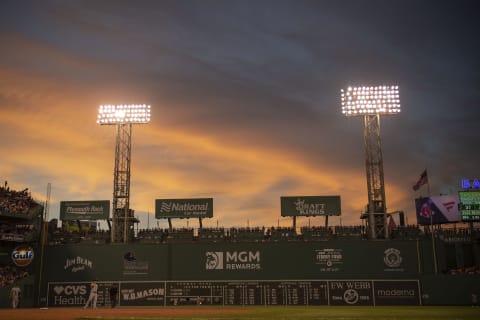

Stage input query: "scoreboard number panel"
[{"left": 459, "top": 191, "right": 480, "bottom": 222}]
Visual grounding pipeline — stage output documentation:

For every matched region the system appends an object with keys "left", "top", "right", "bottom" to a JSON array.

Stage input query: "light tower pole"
[
  {"left": 97, "top": 104, "right": 151, "bottom": 243},
  {"left": 341, "top": 86, "right": 400, "bottom": 239}
]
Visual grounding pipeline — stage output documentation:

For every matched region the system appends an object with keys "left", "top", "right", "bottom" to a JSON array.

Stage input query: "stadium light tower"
[
  {"left": 97, "top": 104, "right": 151, "bottom": 243},
  {"left": 341, "top": 86, "right": 400, "bottom": 239}
]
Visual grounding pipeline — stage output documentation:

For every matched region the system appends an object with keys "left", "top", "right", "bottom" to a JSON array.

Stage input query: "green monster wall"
[
  {"left": 42, "top": 241, "right": 421, "bottom": 283},
  {"left": 2, "top": 239, "right": 479, "bottom": 307}
]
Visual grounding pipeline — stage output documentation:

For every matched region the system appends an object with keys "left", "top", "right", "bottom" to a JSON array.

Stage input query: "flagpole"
[
  {"left": 426, "top": 169, "right": 438, "bottom": 274},
  {"left": 427, "top": 172, "right": 431, "bottom": 196}
]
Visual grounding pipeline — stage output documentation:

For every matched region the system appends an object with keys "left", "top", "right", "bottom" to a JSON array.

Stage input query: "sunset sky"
[{"left": 1, "top": 0, "right": 479, "bottom": 230}]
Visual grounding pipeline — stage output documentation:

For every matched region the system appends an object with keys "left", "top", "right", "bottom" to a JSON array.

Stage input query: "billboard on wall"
[
  {"left": 46, "top": 279, "right": 420, "bottom": 306},
  {"left": 155, "top": 198, "right": 213, "bottom": 218},
  {"left": 60, "top": 200, "right": 110, "bottom": 220},
  {"left": 120, "top": 282, "right": 165, "bottom": 306},
  {"left": 281, "top": 196, "right": 341, "bottom": 217},
  {"left": 458, "top": 191, "right": 480, "bottom": 222},
  {"left": 47, "top": 281, "right": 116, "bottom": 307},
  {"left": 43, "top": 241, "right": 419, "bottom": 283},
  {"left": 414, "top": 195, "right": 460, "bottom": 225}
]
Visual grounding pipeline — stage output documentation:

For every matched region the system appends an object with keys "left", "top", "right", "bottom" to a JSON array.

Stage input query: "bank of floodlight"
[
  {"left": 341, "top": 86, "right": 400, "bottom": 116},
  {"left": 97, "top": 103, "right": 151, "bottom": 243},
  {"left": 97, "top": 104, "right": 151, "bottom": 125},
  {"left": 341, "top": 84, "right": 400, "bottom": 240}
]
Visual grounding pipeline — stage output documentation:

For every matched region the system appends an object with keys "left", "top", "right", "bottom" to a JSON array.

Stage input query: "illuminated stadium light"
[
  {"left": 97, "top": 104, "right": 151, "bottom": 125},
  {"left": 96, "top": 103, "right": 151, "bottom": 243},
  {"left": 340, "top": 84, "right": 401, "bottom": 240},
  {"left": 341, "top": 85, "right": 400, "bottom": 116}
]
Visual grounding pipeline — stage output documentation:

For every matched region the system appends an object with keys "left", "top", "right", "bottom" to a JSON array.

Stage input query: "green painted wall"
[{"left": 41, "top": 240, "right": 420, "bottom": 284}]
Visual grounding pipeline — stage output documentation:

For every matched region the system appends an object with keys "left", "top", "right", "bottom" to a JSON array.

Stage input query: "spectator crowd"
[
  {"left": 0, "top": 181, "right": 37, "bottom": 215},
  {"left": 0, "top": 265, "right": 29, "bottom": 288}
]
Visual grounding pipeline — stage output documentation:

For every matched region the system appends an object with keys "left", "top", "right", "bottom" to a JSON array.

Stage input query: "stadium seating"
[
  {"left": 228, "top": 227, "right": 265, "bottom": 242},
  {"left": 197, "top": 228, "right": 226, "bottom": 242}
]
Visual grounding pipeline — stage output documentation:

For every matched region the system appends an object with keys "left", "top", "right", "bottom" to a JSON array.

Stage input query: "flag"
[
  {"left": 412, "top": 170, "right": 428, "bottom": 191},
  {"left": 388, "top": 215, "right": 397, "bottom": 231}
]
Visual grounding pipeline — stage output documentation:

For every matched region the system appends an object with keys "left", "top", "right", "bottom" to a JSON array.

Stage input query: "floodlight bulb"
[
  {"left": 96, "top": 104, "right": 151, "bottom": 125},
  {"left": 115, "top": 110, "right": 126, "bottom": 118},
  {"left": 340, "top": 85, "right": 400, "bottom": 116}
]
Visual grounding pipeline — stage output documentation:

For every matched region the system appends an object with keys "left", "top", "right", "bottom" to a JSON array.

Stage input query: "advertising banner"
[
  {"left": 43, "top": 244, "right": 169, "bottom": 282},
  {"left": 281, "top": 196, "right": 341, "bottom": 217},
  {"left": 120, "top": 282, "right": 165, "bottom": 306},
  {"left": 47, "top": 281, "right": 114, "bottom": 307},
  {"left": 60, "top": 200, "right": 110, "bottom": 220},
  {"left": 328, "top": 280, "right": 373, "bottom": 305},
  {"left": 47, "top": 279, "right": 419, "bottom": 306},
  {"left": 373, "top": 280, "right": 420, "bottom": 306},
  {"left": 414, "top": 195, "right": 460, "bottom": 225},
  {"left": 155, "top": 198, "right": 213, "bottom": 218},
  {"left": 0, "top": 244, "right": 37, "bottom": 291},
  {"left": 42, "top": 241, "right": 418, "bottom": 286}
]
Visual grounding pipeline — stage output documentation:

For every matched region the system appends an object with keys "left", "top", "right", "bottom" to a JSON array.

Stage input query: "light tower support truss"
[
  {"left": 97, "top": 104, "right": 151, "bottom": 243},
  {"left": 363, "top": 114, "right": 387, "bottom": 239},
  {"left": 113, "top": 123, "right": 132, "bottom": 243},
  {"left": 341, "top": 85, "right": 400, "bottom": 239}
]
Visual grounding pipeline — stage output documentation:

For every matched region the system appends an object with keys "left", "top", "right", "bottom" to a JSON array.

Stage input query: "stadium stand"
[
  {"left": 0, "top": 265, "right": 29, "bottom": 288},
  {"left": 137, "top": 228, "right": 167, "bottom": 243},
  {"left": 0, "top": 183, "right": 42, "bottom": 241},
  {"left": 197, "top": 227, "right": 226, "bottom": 242},
  {"left": 164, "top": 228, "right": 194, "bottom": 242},
  {"left": 228, "top": 227, "right": 265, "bottom": 242},
  {"left": 0, "top": 182, "right": 37, "bottom": 215},
  {"left": 300, "top": 226, "right": 332, "bottom": 241},
  {"left": 390, "top": 225, "right": 422, "bottom": 240},
  {"left": 266, "top": 227, "right": 298, "bottom": 241},
  {"left": 334, "top": 225, "right": 364, "bottom": 239},
  {"left": 2, "top": 181, "right": 480, "bottom": 308},
  {"left": 40, "top": 222, "right": 480, "bottom": 245},
  {"left": 437, "top": 227, "right": 479, "bottom": 243}
]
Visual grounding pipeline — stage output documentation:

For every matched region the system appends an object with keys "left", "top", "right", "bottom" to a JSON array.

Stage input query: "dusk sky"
[{"left": 1, "top": 0, "right": 479, "bottom": 229}]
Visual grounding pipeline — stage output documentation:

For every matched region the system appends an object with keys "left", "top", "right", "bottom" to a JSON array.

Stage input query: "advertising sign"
[
  {"left": 459, "top": 191, "right": 480, "bottom": 222},
  {"left": 47, "top": 279, "right": 420, "bottom": 306},
  {"left": 281, "top": 196, "right": 341, "bottom": 217},
  {"left": 373, "top": 280, "right": 420, "bottom": 306},
  {"left": 414, "top": 195, "right": 460, "bottom": 225},
  {"left": 328, "top": 280, "right": 373, "bottom": 305},
  {"left": 60, "top": 200, "right": 110, "bottom": 220},
  {"left": 155, "top": 198, "right": 213, "bottom": 218},
  {"left": 461, "top": 178, "right": 480, "bottom": 189},
  {"left": 120, "top": 282, "right": 165, "bottom": 306},
  {"left": 11, "top": 245, "right": 34, "bottom": 267},
  {"left": 314, "top": 248, "right": 343, "bottom": 272},
  {"left": 47, "top": 282, "right": 113, "bottom": 307}
]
